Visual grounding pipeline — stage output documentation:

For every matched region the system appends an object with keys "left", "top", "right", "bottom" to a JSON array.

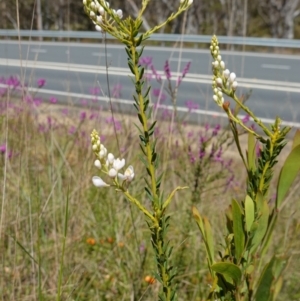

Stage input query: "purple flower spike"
[
  {"left": 182, "top": 61, "right": 191, "bottom": 78},
  {"left": 164, "top": 60, "right": 172, "bottom": 80},
  {"left": 37, "top": 78, "right": 46, "bottom": 88}
]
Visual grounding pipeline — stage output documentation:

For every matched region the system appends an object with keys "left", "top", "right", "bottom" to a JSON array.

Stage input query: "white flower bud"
[
  {"left": 220, "top": 61, "right": 225, "bottom": 69},
  {"left": 116, "top": 9, "right": 123, "bottom": 19},
  {"left": 96, "top": 15, "right": 103, "bottom": 23},
  {"left": 94, "top": 159, "right": 101, "bottom": 169},
  {"left": 221, "top": 97, "right": 224, "bottom": 104},
  {"left": 216, "top": 77, "right": 222, "bottom": 87},
  {"left": 217, "top": 91, "right": 223, "bottom": 98},
  {"left": 90, "top": 2, "right": 96, "bottom": 10},
  {"left": 90, "top": 11, "right": 96, "bottom": 18},
  {"left": 229, "top": 72, "right": 236, "bottom": 82},
  {"left": 99, "top": 149, "right": 106, "bottom": 159},
  {"left": 95, "top": 25, "right": 102, "bottom": 32},
  {"left": 232, "top": 81, "right": 238, "bottom": 91},
  {"left": 108, "top": 168, "right": 117, "bottom": 178},
  {"left": 83, "top": 0, "right": 87, "bottom": 5},
  {"left": 217, "top": 55, "right": 222, "bottom": 61},
  {"left": 223, "top": 69, "right": 230, "bottom": 79},
  {"left": 107, "top": 153, "right": 114, "bottom": 164},
  {"left": 92, "top": 176, "right": 109, "bottom": 187},
  {"left": 99, "top": 5, "right": 104, "bottom": 15},
  {"left": 213, "top": 50, "right": 218, "bottom": 56},
  {"left": 214, "top": 88, "right": 218, "bottom": 94},
  {"left": 213, "top": 95, "right": 218, "bottom": 103}
]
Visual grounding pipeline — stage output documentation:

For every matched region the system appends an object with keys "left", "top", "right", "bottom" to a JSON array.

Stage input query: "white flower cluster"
[
  {"left": 210, "top": 37, "right": 238, "bottom": 107},
  {"left": 91, "top": 130, "right": 134, "bottom": 188},
  {"left": 84, "top": 0, "right": 123, "bottom": 33}
]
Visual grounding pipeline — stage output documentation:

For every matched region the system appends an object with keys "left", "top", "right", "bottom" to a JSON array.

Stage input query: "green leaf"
[
  {"left": 292, "top": 129, "right": 300, "bottom": 150},
  {"left": 211, "top": 262, "right": 242, "bottom": 285},
  {"left": 250, "top": 198, "right": 269, "bottom": 253},
  {"left": 247, "top": 132, "right": 256, "bottom": 171},
  {"left": 245, "top": 195, "right": 255, "bottom": 232},
  {"left": 232, "top": 199, "right": 245, "bottom": 261},
  {"left": 276, "top": 144, "right": 300, "bottom": 209},
  {"left": 254, "top": 257, "right": 276, "bottom": 301},
  {"left": 192, "top": 207, "right": 214, "bottom": 266}
]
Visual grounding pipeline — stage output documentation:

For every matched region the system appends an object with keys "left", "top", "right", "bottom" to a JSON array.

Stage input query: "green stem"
[
  {"left": 123, "top": 190, "right": 156, "bottom": 223},
  {"left": 130, "top": 43, "right": 158, "bottom": 203},
  {"left": 231, "top": 93, "right": 272, "bottom": 137}
]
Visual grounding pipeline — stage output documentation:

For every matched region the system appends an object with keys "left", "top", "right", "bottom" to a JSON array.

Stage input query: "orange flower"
[
  {"left": 86, "top": 238, "right": 96, "bottom": 245},
  {"left": 107, "top": 237, "right": 114, "bottom": 244},
  {"left": 118, "top": 242, "right": 125, "bottom": 248},
  {"left": 144, "top": 275, "right": 155, "bottom": 284}
]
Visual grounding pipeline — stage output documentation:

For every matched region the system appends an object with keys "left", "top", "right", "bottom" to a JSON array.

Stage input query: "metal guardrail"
[{"left": 0, "top": 29, "right": 300, "bottom": 48}]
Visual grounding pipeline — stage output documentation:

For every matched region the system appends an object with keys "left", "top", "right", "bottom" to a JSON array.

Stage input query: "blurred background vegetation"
[{"left": 2, "top": 0, "right": 300, "bottom": 38}]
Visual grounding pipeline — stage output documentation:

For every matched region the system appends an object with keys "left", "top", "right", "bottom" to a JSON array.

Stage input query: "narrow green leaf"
[
  {"left": 254, "top": 257, "right": 276, "bottom": 301},
  {"left": 204, "top": 217, "right": 214, "bottom": 264},
  {"left": 247, "top": 132, "right": 256, "bottom": 171},
  {"left": 192, "top": 206, "right": 204, "bottom": 237},
  {"left": 232, "top": 199, "right": 245, "bottom": 261},
  {"left": 211, "top": 262, "right": 242, "bottom": 285},
  {"left": 245, "top": 195, "right": 255, "bottom": 232},
  {"left": 276, "top": 145, "right": 300, "bottom": 209}
]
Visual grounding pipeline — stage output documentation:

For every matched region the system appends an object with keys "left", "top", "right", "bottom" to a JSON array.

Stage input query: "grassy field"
[{"left": 0, "top": 75, "right": 299, "bottom": 301}]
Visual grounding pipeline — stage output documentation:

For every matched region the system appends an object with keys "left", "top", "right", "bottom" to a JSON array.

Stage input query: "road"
[{"left": 0, "top": 40, "right": 299, "bottom": 125}]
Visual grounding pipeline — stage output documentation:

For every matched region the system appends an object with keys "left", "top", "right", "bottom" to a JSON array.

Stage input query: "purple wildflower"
[
  {"left": 69, "top": 126, "right": 76, "bottom": 135},
  {"left": 33, "top": 98, "right": 42, "bottom": 106},
  {"left": 49, "top": 97, "right": 57, "bottom": 104},
  {"left": 106, "top": 116, "right": 122, "bottom": 131},
  {"left": 212, "top": 124, "right": 221, "bottom": 136},
  {"left": 80, "top": 111, "right": 87, "bottom": 121},
  {"left": 185, "top": 100, "right": 199, "bottom": 112},
  {"left": 139, "top": 56, "right": 153, "bottom": 68},
  {"left": 152, "top": 88, "right": 167, "bottom": 102},
  {"left": 89, "top": 87, "right": 100, "bottom": 96},
  {"left": 177, "top": 61, "right": 191, "bottom": 86},
  {"left": 151, "top": 65, "right": 161, "bottom": 82},
  {"left": 0, "top": 144, "right": 6, "bottom": 154},
  {"left": 37, "top": 78, "right": 46, "bottom": 88},
  {"left": 242, "top": 114, "right": 250, "bottom": 124}
]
